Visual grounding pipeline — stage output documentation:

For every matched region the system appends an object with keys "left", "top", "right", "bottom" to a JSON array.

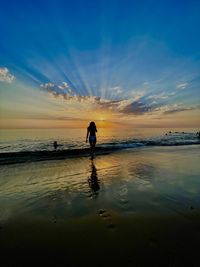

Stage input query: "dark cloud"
[
  {"left": 40, "top": 81, "right": 153, "bottom": 115},
  {"left": 121, "top": 102, "right": 151, "bottom": 115},
  {"left": 163, "top": 105, "right": 199, "bottom": 114}
]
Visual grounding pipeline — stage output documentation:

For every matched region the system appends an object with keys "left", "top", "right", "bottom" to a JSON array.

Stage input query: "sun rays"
[{"left": 0, "top": 0, "right": 200, "bottom": 128}]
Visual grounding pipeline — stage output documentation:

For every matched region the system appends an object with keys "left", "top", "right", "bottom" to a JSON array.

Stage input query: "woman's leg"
[
  {"left": 89, "top": 140, "right": 93, "bottom": 148},
  {"left": 89, "top": 137, "right": 96, "bottom": 148},
  {"left": 93, "top": 139, "right": 96, "bottom": 148}
]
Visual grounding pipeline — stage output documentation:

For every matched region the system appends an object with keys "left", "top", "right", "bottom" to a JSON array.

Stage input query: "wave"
[
  {"left": 0, "top": 137, "right": 200, "bottom": 165},
  {"left": 99, "top": 139, "right": 200, "bottom": 149}
]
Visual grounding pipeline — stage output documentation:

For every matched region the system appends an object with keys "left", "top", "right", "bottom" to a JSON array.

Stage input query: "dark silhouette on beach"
[
  {"left": 86, "top": 121, "right": 97, "bottom": 151},
  {"left": 88, "top": 158, "right": 99, "bottom": 197},
  {"left": 53, "top": 141, "right": 63, "bottom": 150},
  {"left": 53, "top": 141, "right": 58, "bottom": 150}
]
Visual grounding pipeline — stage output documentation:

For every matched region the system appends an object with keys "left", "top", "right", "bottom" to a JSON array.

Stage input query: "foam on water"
[
  {"left": 0, "top": 130, "right": 199, "bottom": 152},
  {"left": 0, "top": 129, "right": 199, "bottom": 164}
]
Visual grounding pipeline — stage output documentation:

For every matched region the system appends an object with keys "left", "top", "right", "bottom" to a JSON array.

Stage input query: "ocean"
[
  {"left": 0, "top": 127, "right": 200, "bottom": 266},
  {"left": 0, "top": 127, "right": 199, "bottom": 153}
]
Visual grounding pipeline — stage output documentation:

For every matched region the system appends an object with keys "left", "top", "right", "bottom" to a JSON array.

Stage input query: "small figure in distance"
[
  {"left": 86, "top": 121, "right": 97, "bottom": 150},
  {"left": 53, "top": 141, "right": 63, "bottom": 150},
  {"left": 53, "top": 141, "right": 58, "bottom": 150},
  {"left": 196, "top": 131, "right": 200, "bottom": 138}
]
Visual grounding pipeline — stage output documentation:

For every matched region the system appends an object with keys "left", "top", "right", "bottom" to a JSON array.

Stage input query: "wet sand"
[
  {"left": 0, "top": 145, "right": 200, "bottom": 266},
  {"left": 1, "top": 212, "right": 200, "bottom": 266}
]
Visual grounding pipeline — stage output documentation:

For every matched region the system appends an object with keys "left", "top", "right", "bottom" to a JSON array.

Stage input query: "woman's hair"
[
  {"left": 88, "top": 121, "right": 96, "bottom": 130},
  {"left": 89, "top": 121, "right": 96, "bottom": 127}
]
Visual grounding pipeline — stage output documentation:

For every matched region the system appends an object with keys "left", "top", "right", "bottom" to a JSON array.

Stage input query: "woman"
[{"left": 86, "top": 121, "right": 97, "bottom": 148}]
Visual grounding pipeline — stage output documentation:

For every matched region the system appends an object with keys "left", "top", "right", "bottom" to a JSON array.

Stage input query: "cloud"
[
  {"left": 154, "top": 104, "right": 200, "bottom": 115},
  {"left": 40, "top": 81, "right": 150, "bottom": 115},
  {"left": 120, "top": 101, "right": 151, "bottom": 114},
  {"left": 164, "top": 106, "right": 198, "bottom": 114},
  {"left": 46, "top": 81, "right": 184, "bottom": 117},
  {"left": 169, "top": 92, "right": 176, "bottom": 96},
  {"left": 0, "top": 67, "right": 15, "bottom": 83},
  {"left": 148, "top": 93, "right": 169, "bottom": 100},
  {"left": 40, "top": 82, "right": 73, "bottom": 98},
  {"left": 176, "top": 82, "right": 188, "bottom": 89},
  {"left": 58, "top": 82, "right": 69, "bottom": 90},
  {"left": 109, "top": 86, "right": 122, "bottom": 95},
  {"left": 96, "top": 97, "right": 151, "bottom": 115},
  {"left": 40, "top": 81, "right": 198, "bottom": 117},
  {"left": 40, "top": 82, "right": 55, "bottom": 90},
  {"left": 40, "top": 82, "right": 60, "bottom": 97}
]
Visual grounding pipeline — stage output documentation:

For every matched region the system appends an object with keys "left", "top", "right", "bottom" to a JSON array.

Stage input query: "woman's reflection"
[{"left": 88, "top": 158, "right": 100, "bottom": 197}]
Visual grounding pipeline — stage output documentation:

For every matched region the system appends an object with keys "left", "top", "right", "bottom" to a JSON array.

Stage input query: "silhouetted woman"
[{"left": 86, "top": 121, "right": 97, "bottom": 148}]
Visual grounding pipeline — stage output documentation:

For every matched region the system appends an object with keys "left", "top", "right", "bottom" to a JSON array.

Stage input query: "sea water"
[
  {"left": 0, "top": 127, "right": 199, "bottom": 153},
  {"left": 0, "top": 128, "right": 200, "bottom": 266}
]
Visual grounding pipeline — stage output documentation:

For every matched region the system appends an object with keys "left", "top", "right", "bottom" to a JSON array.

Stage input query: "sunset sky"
[{"left": 0, "top": 0, "right": 200, "bottom": 128}]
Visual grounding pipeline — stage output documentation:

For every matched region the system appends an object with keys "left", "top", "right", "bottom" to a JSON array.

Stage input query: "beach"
[
  {"left": 1, "top": 0, "right": 200, "bottom": 265},
  {"left": 0, "top": 144, "right": 200, "bottom": 266}
]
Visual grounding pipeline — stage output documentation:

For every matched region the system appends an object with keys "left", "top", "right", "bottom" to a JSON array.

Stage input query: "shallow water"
[
  {"left": 0, "top": 145, "right": 200, "bottom": 266},
  {"left": 1, "top": 145, "right": 200, "bottom": 220},
  {"left": 0, "top": 127, "right": 199, "bottom": 152}
]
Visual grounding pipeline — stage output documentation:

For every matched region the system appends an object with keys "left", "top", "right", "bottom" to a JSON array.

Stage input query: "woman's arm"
[{"left": 86, "top": 129, "right": 89, "bottom": 142}]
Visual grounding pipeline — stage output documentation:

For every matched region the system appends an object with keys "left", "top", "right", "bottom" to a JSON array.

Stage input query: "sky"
[{"left": 0, "top": 0, "right": 200, "bottom": 128}]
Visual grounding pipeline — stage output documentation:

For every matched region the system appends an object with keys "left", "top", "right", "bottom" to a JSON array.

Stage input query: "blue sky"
[{"left": 0, "top": 0, "right": 200, "bottom": 128}]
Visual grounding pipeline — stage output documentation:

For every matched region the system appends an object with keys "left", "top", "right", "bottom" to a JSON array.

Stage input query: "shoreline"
[{"left": 0, "top": 143, "right": 200, "bottom": 165}]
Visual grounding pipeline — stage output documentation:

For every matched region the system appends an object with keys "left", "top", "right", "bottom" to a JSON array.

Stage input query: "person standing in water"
[{"left": 86, "top": 121, "right": 97, "bottom": 149}]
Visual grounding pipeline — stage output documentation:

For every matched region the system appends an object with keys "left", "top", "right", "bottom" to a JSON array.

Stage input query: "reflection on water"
[
  {"left": 0, "top": 146, "right": 200, "bottom": 222},
  {"left": 0, "top": 146, "right": 200, "bottom": 267},
  {"left": 88, "top": 158, "right": 100, "bottom": 198}
]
